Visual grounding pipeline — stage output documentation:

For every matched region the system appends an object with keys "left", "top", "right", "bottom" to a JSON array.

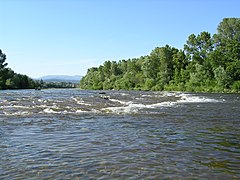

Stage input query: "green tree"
[
  {"left": 184, "top": 31, "right": 213, "bottom": 64},
  {"left": 0, "top": 49, "right": 8, "bottom": 69},
  {"left": 111, "top": 61, "right": 121, "bottom": 76},
  {"left": 214, "top": 66, "right": 230, "bottom": 89},
  {"left": 0, "top": 49, "right": 37, "bottom": 90},
  {"left": 172, "top": 50, "right": 188, "bottom": 84},
  {"left": 103, "top": 61, "right": 111, "bottom": 78},
  {"left": 0, "top": 50, "right": 8, "bottom": 89},
  {"left": 80, "top": 18, "right": 240, "bottom": 93},
  {"left": 156, "top": 45, "right": 177, "bottom": 88},
  {"left": 214, "top": 18, "right": 240, "bottom": 46},
  {"left": 213, "top": 18, "right": 240, "bottom": 83}
]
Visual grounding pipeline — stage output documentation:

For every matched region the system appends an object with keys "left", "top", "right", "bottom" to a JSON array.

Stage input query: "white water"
[
  {"left": 0, "top": 90, "right": 225, "bottom": 116},
  {"left": 102, "top": 93, "right": 223, "bottom": 114},
  {"left": 0, "top": 89, "right": 239, "bottom": 179}
]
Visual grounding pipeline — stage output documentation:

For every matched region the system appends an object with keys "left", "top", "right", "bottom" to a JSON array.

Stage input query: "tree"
[
  {"left": 184, "top": 31, "right": 213, "bottom": 64},
  {"left": 172, "top": 50, "right": 189, "bottom": 85},
  {"left": 0, "top": 50, "right": 8, "bottom": 89},
  {"left": 213, "top": 18, "right": 240, "bottom": 83},
  {"left": 0, "top": 49, "right": 39, "bottom": 89},
  {"left": 214, "top": 18, "right": 240, "bottom": 45},
  {"left": 0, "top": 49, "right": 8, "bottom": 69},
  {"left": 79, "top": 18, "right": 240, "bottom": 92},
  {"left": 214, "top": 66, "right": 230, "bottom": 89},
  {"left": 111, "top": 61, "right": 121, "bottom": 76},
  {"left": 161, "top": 46, "right": 178, "bottom": 84},
  {"left": 103, "top": 61, "right": 111, "bottom": 78}
]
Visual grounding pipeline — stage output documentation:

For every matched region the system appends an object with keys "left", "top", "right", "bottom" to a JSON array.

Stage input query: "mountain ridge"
[{"left": 36, "top": 75, "right": 82, "bottom": 83}]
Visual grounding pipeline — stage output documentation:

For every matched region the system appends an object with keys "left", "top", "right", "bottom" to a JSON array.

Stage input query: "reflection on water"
[{"left": 0, "top": 89, "right": 240, "bottom": 179}]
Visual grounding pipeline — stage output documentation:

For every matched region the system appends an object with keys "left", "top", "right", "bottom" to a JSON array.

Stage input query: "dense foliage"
[
  {"left": 0, "top": 49, "right": 37, "bottom": 90},
  {"left": 80, "top": 18, "right": 240, "bottom": 92}
]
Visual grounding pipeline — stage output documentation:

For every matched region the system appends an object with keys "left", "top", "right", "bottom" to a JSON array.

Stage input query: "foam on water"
[
  {"left": 102, "top": 100, "right": 177, "bottom": 114},
  {"left": 43, "top": 108, "right": 59, "bottom": 114},
  {"left": 109, "top": 98, "right": 132, "bottom": 105},
  {"left": 3, "top": 110, "right": 32, "bottom": 116},
  {"left": 101, "top": 93, "right": 224, "bottom": 114},
  {"left": 1, "top": 89, "right": 239, "bottom": 179},
  {"left": 72, "top": 96, "right": 91, "bottom": 106},
  {"left": 0, "top": 90, "right": 225, "bottom": 116},
  {"left": 102, "top": 104, "right": 140, "bottom": 114},
  {"left": 75, "top": 109, "right": 89, "bottom": 113},
  {"left": 178, "top": 93, "right": 223, "bottom": 103}
]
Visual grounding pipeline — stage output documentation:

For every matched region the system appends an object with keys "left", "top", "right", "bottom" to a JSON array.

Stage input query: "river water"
[{"left": 0, "top": 89, "right": 240, "bottom": 179}]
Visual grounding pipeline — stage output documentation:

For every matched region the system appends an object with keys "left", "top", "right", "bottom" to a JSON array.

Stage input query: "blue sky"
[{"left": 1, "top": 0, "right": 240, "bottom": 78}]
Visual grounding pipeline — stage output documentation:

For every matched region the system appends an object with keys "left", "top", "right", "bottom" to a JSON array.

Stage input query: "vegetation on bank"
[
  {"left": 0, "top": 49, "right": 38, "bottom": 90},
  {"left": 0, "top": 50, "right": 79, "bottom": 90},
  {"left": 80, "top": 18, "right": 240, "bottom": 92},
  {"left": 38, "top": 80, "right": 78, "bottom": 89}
]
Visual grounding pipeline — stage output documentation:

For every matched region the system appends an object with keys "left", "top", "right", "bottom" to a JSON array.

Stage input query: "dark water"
[{"left": 0, "top": 89, "right": 240, "bottom": 179}]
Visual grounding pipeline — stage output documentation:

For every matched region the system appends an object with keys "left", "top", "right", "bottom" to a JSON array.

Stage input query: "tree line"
[
  {"left": 80, "top": 18, "right": 240, "bottom": 92},
  {"left": 0, "top": 50, "right": 79, "bottom": 90},
  {"left": 40, "top": 80, "right": 78, "bottom": 89},
  {"left": 0, "top": 49, "right": 38, "bottom": 90}
]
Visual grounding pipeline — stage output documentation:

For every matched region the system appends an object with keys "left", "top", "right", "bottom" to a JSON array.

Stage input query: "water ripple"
[{"left": 0, "top": 89, "right": 239, "bottom": 179}]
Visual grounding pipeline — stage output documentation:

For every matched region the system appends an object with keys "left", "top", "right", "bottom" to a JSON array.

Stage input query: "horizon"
[
  {"left": 1, "top": 0, "right": 240, "bottom": 78},
  {"left": 36, "top": 74, "right": 82, "bottom": 78}
]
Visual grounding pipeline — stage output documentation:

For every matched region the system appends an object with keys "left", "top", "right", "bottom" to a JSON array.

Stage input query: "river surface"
[{"left": 0, "top": 89, "right": 240, "bottom": 179}]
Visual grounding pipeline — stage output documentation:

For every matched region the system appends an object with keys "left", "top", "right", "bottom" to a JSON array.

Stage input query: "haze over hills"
[{"left": 37, "top": 75, "right": 82, "bottom": 83}]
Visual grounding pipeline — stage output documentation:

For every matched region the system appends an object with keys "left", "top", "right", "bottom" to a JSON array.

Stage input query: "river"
[{"left": 0, "top": 89, "right": 240, "bottom": 179}]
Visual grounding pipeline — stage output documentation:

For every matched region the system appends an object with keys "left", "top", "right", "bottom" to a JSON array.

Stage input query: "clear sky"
[{"left": 1, "top": 0, "right": 240, "bottom": 78}]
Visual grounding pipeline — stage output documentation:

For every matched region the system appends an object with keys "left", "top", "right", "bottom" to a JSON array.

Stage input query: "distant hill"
[{"left": 37, "top": 75, "right": 82, "bottom": 83}]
